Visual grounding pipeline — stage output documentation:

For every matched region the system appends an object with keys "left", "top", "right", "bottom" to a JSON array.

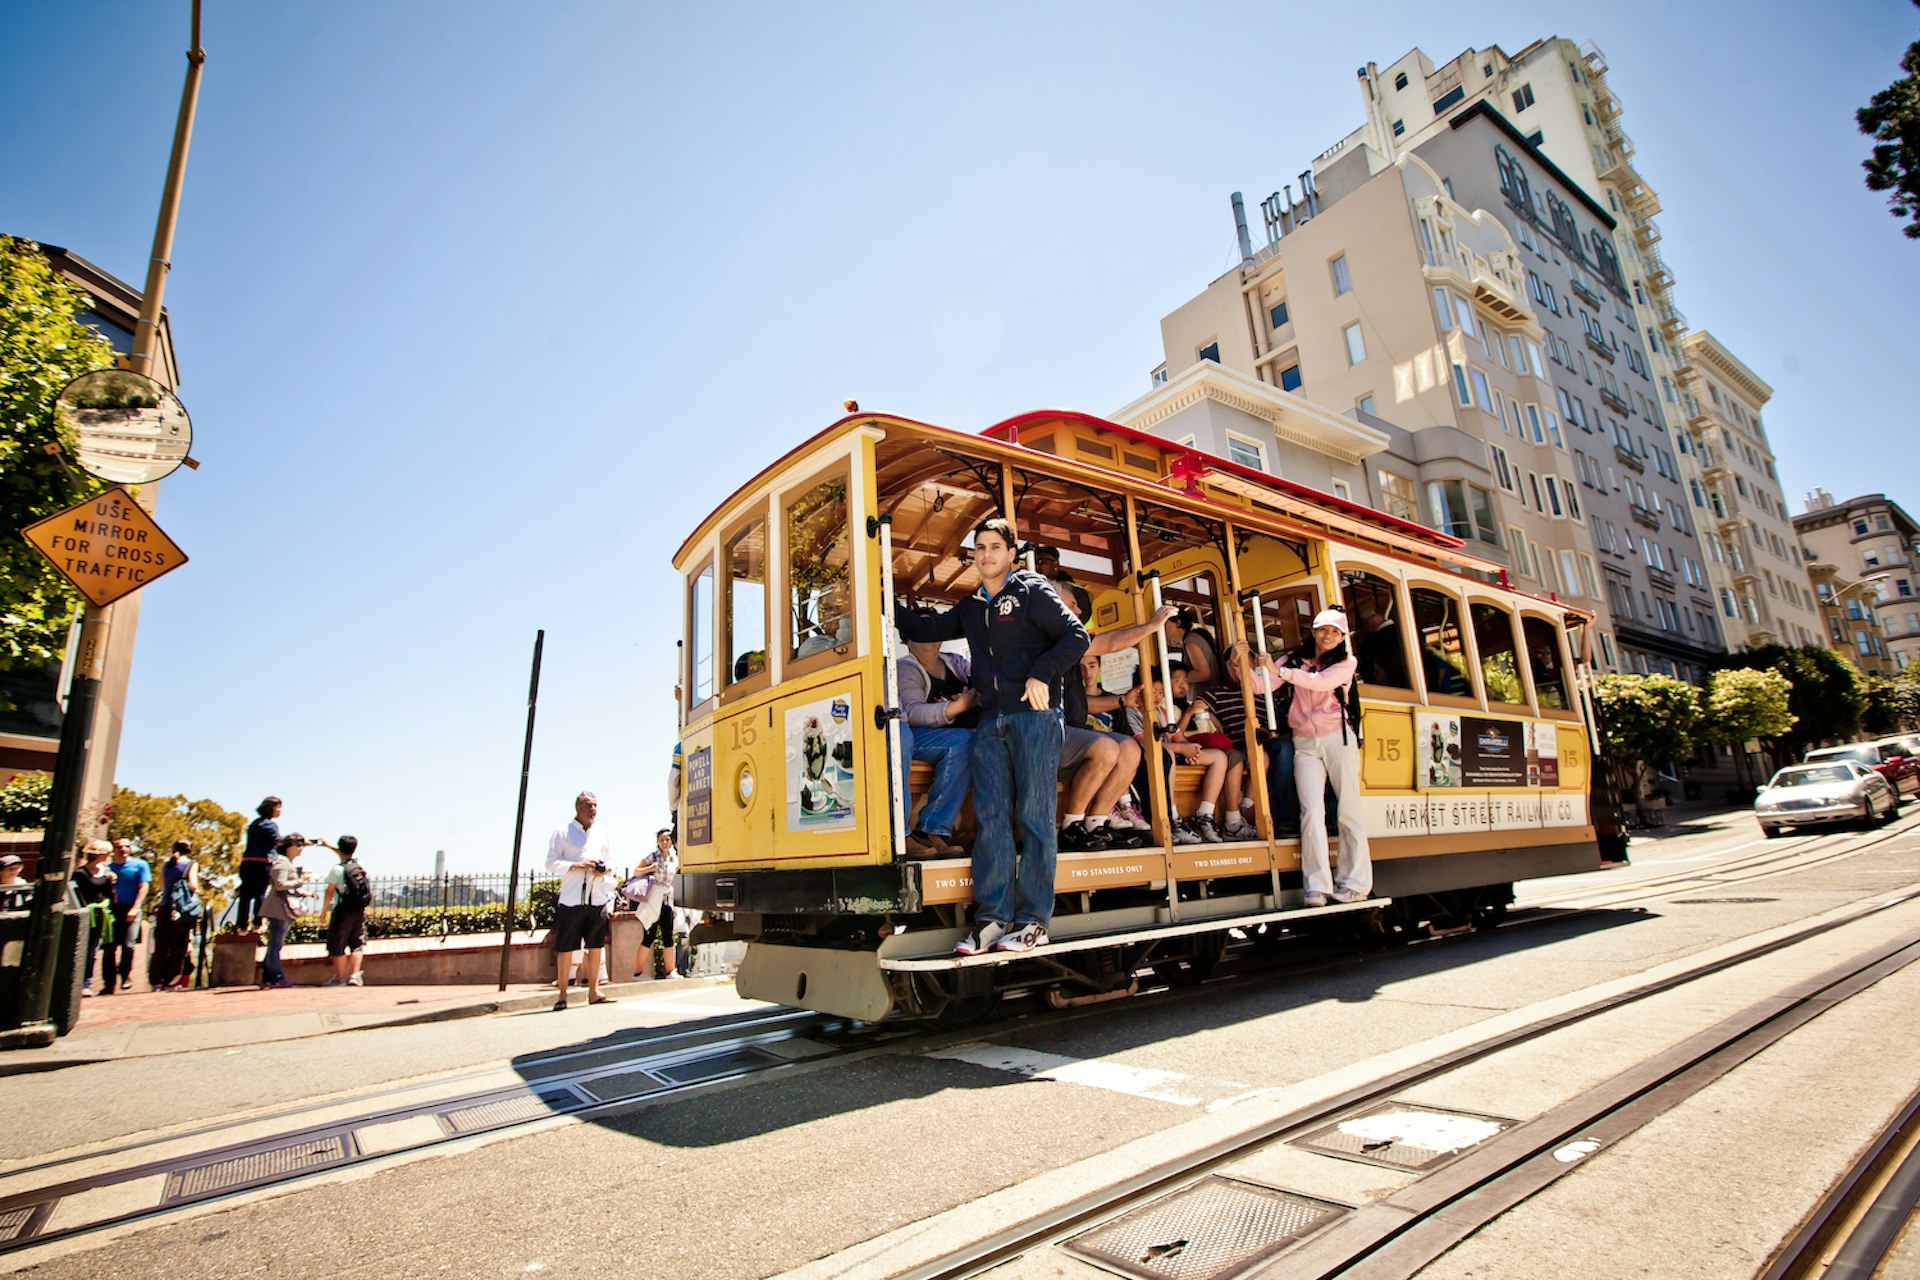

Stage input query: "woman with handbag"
[
  {"left": 628, "top": 829, "right": 679, "bottom": 980},
  {"left": 152, "top": 840, "right": 203, "bottom": 990}
]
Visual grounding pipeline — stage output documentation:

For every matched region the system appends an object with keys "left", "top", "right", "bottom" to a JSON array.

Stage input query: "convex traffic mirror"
[{"left": 56, "top": 368, "right": 193, "bottom": 484}]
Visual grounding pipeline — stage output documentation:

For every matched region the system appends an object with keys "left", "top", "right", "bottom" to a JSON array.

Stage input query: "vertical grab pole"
[
  {"left": 1145, "top": 571, "right": 1175, "bottom": 725},
  {"left": 1246, "top": 590, "right": 1279, "bottom": 732},
  {"left": 874, "top": 515, "right": 907, "bottom": 858}
]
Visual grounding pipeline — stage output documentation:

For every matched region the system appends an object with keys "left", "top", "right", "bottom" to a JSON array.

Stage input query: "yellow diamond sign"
[{"left": 21, "top": 486, "right": 188, "bottom": 608}]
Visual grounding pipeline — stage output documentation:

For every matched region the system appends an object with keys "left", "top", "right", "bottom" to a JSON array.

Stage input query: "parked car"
[
  {"left": 1803, "top": 741, "right": 1920, "bottom": 798},
  {"left": 1754, "top": 761, "right": 1898, "bottom": 837}
]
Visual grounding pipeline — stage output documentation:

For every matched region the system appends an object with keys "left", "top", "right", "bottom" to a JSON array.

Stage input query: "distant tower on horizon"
[{"left": 434, "top": 849, "right": 446, "bottom": 880}]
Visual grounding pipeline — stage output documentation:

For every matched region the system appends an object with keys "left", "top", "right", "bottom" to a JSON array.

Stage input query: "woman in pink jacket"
[{"left": 1243, "top": 608, "right": 1372, "bottom": 907}]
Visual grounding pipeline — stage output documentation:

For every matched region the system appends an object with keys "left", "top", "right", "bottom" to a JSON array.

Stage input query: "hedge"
[{"left": 279, "top": 878, "right": 560, "bottom": 943}]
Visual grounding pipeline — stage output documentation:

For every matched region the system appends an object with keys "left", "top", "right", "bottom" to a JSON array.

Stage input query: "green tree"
[
  {"left": 1704, "top": 667, "right": 1797, "bottom": 790},
  {"left": 0, "top": 771, "right": 53, "bottom": 830},
  {"left": 0, "top": 236, "right": 117, "bottom": 671},
  {"left": 1732, "top": 645, "right": 1869, "bottom": 761},
  {"left": 1593, "top": 673, "right": 1702, "bottom": 812},
  {"left": 107, "top": 788, "right": 247, "bottom": 918},
  {"left": 1862, "top": 673, "right": 1918, "bottom": 736},
  {"left": 1859, "top": 0, "right": 1920, "bottom": 240}
]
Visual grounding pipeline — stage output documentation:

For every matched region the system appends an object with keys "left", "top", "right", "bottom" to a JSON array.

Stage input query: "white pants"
[{"left": 1295, "top": 731, "right": 1372, "bottom": 896}]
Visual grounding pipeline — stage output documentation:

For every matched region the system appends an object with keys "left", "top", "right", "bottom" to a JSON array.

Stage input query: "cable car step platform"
[{"left": 878, "top": 897, "right": 1389, "bottom": 971}]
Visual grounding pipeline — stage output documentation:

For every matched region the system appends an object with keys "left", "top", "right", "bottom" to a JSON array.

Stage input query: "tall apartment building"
[
  {"left": 1338, "top": 39, "right": 1820, "bottom": 662},
  {"left": 1795, "top": 491, "right": 1920, "bottom": 671},
  {"left": 1677, "top": 332, "right": 1822, "bottom": 649},
  {"left": 1153, "top": 85, "right": 1718, "bottom": 680}
]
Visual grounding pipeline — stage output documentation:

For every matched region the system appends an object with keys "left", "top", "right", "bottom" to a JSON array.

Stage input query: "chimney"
[
  {"left": 1231, "top": 192, "right": 1254, "bottom": 264},
  {"left": 1806, "top": 487, "right": 1834, "bottom": 513}
]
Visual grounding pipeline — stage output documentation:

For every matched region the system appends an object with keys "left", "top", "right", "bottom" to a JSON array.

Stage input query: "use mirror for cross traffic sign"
[{"left": 55, "top": 369, "right": 193, "bottom": 485}]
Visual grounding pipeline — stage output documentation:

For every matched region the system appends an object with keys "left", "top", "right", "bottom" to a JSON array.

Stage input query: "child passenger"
[{"left": 1242, "top": 608, "right": 1372, "bottom": 906}]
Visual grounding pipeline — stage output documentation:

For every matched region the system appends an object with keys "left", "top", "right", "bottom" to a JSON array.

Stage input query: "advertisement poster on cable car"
[
  {"left": 1526, "top": 721, "right": 1560, "bottom": 788},
  {"left": 785, "top": 695, "right": 855, "bottom": 831},
  {"left": 1416, "top": 712, "right": 1529, "bottom": 788}
]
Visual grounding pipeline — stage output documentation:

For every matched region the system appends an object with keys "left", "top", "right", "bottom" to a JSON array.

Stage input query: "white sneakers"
[
  {"left": 954, "top": 920, "right": 1050, "bottom": 955},
  {"left": 1330, "top": 888, "right": 1369, "bottom": 904}
]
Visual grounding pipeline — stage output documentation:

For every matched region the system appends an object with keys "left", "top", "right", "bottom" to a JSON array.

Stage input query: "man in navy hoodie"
[{"left": 896, "top": 517, "right": 1088, "bottom": 955}]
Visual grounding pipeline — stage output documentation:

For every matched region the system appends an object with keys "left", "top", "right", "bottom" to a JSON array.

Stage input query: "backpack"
[
  {"left": 339, "top": 859, "right": 373, "bottom": 909},
  {"left": 167, "top": 873, "right": 204, "bottom": 921}
]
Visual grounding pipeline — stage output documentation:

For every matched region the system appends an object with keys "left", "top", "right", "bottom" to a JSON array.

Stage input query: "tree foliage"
[
  {"left": 1593, "top": 673, "right": 1701, "bottom": 799},
  {"left": 1732, "top": 645, "right": 1869, "bottom": 758},
  {"left": 1704, "top": 667, "right": 1797, "bottom": 746},
  {"left": 0, "top": 236, "right": 117, "bottom": 670},
  {"left": 1862, "top": 673, "right": 1919, "bottom": 736},
  {"left": 0, "top": 771, "right": 53, "bottom": 830},
  {"left": 107, "top": 787, "right": 247, "bottom": 916},
  {"left": 1859, "top": 1, "right": 1920, "bottom": 240}
]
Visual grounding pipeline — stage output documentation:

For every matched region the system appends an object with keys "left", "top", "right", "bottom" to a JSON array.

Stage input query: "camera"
[{"left": 591, "top": 860, "right": 608, "bottom": 873}]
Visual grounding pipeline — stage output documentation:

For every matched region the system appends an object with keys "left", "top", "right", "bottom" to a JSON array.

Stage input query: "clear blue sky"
[{"left": 5, "top": 2, "right": 1916, "bottom": 873}]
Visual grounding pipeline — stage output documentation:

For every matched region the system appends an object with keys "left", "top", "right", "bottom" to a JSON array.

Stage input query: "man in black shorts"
[
  {"left": 544, "top": 791, "right": 618, "bottom": 1010},
  {"left": 320, "top": 835, "right": 371, "bottom": 987}
]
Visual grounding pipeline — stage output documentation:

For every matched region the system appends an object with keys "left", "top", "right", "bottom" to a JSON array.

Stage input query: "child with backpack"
[
  {"left": 1243, "top": 608, "right": 1372, "bottom": 907},
  {"left": 319, "top": 835, "right": 374, "bottom": 987}
]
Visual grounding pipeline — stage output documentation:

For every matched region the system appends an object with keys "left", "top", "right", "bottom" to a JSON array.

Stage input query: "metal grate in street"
[
  {"left": 163, "top": 1135, "right": 351, "bottom": 1202},
  {"left": 652, "top": 1049, "right": 770, "bottom": 1085},
  {"left": 1293, "top": 1102, "right": 1513, "bottom": 1171},
  {"left": 0, "top": 1207, "right": 37, "bottom": 1244},
  {"left": 440, "top": 1089, "right": 579, "bottom": 1135},
  {"left": 1062, "top": 1177, "right": 1345, "bottom": 1280},
  {"left": 579, "top": 1070, "right": 672, "bottom": 1102}
]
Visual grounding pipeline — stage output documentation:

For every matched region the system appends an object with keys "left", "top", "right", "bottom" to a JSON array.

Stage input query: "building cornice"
[
  {"left": 1111, "top": 362, "right": 1391, "bottom": 466},
  {"left": 1681, "top": 330, "right": 1773, "bottom": 404}
]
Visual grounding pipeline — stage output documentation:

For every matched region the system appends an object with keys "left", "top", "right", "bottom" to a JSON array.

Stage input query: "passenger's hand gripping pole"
[
  {"left": 1139, "top": 570, "right": 1175, "bottom": 726},
  {"left": 1242, "top": 589, "right": 1278, "bottom": 732}
]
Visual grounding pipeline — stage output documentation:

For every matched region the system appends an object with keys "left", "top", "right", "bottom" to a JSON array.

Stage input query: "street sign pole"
[
  {"left": 499, "top": 631, "right": 545, "bottom": 992},
  {"left": 3, "top": 4, "right": 204, "bottom": 1045}
]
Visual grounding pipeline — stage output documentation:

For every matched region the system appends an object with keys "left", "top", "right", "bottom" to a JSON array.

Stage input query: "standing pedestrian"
[
  {"left": 151, "top": 840, "right": 202, "bottom": 990},
  {"left": 894, "top": 517, "right": 1090, "bottom": 954},
  {"left": 632, "top": 829, "right": 679, "bottom": 979},
  {"left": 546, "top": 792, "right": 617, "bottom": 1010},
  {"left": 259, "top": 833, "right": 309, "bottom": 989},
  {"left": 319, "top": 836, "right": 372, "bottom": 987},
  {"left": 1243, "top": 609, "right": 1372, "bottom": 906},
  {"left": 71, "top": 841, "right": 114, "bottom": 996},
  {"left": 237, "top": 796, "right": 282, "bottom": 931},
  {"left": 103, "top": 837, "right": 149, "bottom": 994}
]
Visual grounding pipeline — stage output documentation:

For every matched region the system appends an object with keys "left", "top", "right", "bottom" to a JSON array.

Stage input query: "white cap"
[{"left": 1310, "top": 608, "right": 1350, "bottom": 635}]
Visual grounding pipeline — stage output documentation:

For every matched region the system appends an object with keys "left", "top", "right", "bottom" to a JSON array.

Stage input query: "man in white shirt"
[{"left": 545, "top": 791, "right": 618, "bottom": 1011}]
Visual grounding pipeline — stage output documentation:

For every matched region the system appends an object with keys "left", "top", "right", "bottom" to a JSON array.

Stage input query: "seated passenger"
[
  {"left": 895, "top": 637, "right": 978, "bottom": 859},
  {"left": 1136, "top": 661, "right": 1234, "bottom": 844},
  {"left": 1051, "top": 589, "right": 1173, "bottom": 852},
  {"left": 1244, "top": 609, "right": 1372, "bottom": 906}
]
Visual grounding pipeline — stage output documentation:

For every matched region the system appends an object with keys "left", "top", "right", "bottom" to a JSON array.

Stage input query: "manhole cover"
[
  {"left": 1294, "top": 1102, "right": 1514, "bottom": 1171},
  {"left": 1671, "top": 897, "right": 1777, "bottom": 904},
  {"left": 1062, "top": 1176, "right": 1345, "bottom": 1280}
]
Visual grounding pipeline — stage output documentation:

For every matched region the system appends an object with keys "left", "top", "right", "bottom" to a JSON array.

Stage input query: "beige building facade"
[
  {"left": 1795, "top": 491, "right": 1920, "bottom": 672},
  {"left": 1678, "top": 331, "right": 1822, "bottom": 649}
]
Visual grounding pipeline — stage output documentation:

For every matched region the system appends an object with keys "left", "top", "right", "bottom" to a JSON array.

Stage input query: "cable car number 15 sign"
[{"left": 21, "top": 487, "right": 188, "bottom": 608}]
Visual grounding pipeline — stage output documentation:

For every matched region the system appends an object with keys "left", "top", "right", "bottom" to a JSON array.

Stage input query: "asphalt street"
[{"left": 9, "top": 806, "right": 1919, "bottom": 1279}]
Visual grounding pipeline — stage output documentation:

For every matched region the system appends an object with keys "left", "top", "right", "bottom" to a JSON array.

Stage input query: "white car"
[{"left": 1754, "top": 761, "right": 1898, "bottom": 838}]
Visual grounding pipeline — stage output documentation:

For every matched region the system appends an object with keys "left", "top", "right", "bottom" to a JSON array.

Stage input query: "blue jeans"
[
  {"left": 1264, "top": 735, "right": 1299, "bottom": 831},
  {"left": 894, "top": 722, "right": 973, "bottom": 837},
  {"left": 263, "top": 917, "right": 291, "bottom": 983},
  {"left": 969, "top": 710, "right": 1063, "bottom": 927}
]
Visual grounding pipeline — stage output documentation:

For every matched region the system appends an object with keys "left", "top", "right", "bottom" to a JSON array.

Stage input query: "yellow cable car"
[{"left": 672, "top": 408, "right": 1623, "bottom": 1024}]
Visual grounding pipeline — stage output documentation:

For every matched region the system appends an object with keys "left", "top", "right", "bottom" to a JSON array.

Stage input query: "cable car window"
[
  {"left": 1409, "top": 586, "right": 1473, "bottom": 697},
  {"left": 689, "top": 562, "right": 715, "bottom": 706},
  {"left": 1523, "top": 614, "right": 1570, "bottom": 709},
  {"left": 1472, "top": 601, "right": 1527, "bottom": 705},
  {"left": 788, "top": 474, "right": 853, "bottom": 663},
  {"left": 1341, "top": 569, "right": 1412, "bottom": 690},
  {"left": 726, "top": 520, "right": 767, "bottom": 685}
]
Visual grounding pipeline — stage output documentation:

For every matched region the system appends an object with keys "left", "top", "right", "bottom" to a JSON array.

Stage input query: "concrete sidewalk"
[{"left": 0, "top": 971, "right": 732, "bottom": 1075}]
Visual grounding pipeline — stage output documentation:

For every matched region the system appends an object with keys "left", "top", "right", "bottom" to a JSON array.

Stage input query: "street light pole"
[{"left": 3, "top": 2, "right": 205, "bottom": 1047}]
